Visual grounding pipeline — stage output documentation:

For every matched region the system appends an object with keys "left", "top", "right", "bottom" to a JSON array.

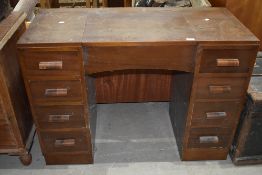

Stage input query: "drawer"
[
  {"left": 196, "top": 77, "right": 247, "bottom": 99},
  {"left": 20, "top": 50, "right": 82, "bottom": 76},
  {"left": 199, "top": 48, "right": 257, "bottom": 73},
  {"left": 188, "top": 127, "right": 232, "bottom": 149},
  {"left": 28, "top": 79, "right": 83, "bottom": 104},
  {"left": 191, "top": 101, "right": 241, "bottom": 127},
  {"left": 39, "top": 129, "right": 91, "bottom": 153},
  {"left": 34, "top": 105, "right": 86, "bottom": 129},
  {"left": 86, "top": 45, "right": 195, "bottom": 73}
]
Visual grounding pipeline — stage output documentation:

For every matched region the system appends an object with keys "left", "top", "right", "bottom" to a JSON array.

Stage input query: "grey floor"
[{"left": 0, "top": 102, "right": 262, "bottom": 175}]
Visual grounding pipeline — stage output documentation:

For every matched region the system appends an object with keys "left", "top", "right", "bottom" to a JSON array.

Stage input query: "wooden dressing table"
[{"left": 17, "top": 8, "right": 259, "bottom": 165}]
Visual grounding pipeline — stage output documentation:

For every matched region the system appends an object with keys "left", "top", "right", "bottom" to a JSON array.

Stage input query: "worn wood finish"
[
  {"left": 195, "top": 77, "right": 247, "bottom": 99},
  {"left": 199, "top": 47, "right": 258, "bottom": 73},
  {"left": 188, "top": 127, "right": 231, "bottom": 148},
  {"left": 0, "top": 12, "right": 33, "bottom": 165},
  {"left": 19, "top": 46, "right": 94, "bottom": 164},
  {"left": 179, "top": 44, "right": 258, "bottom": 161},
  {"left": 191, "top": 101, "right": 241, "bottom": 127},
  {"left": 34, "top": 105, "right": 86, "bottom": 129},
  {"left": 86, "top": 45, "right": 195, "bottom": 74},
  {"left": 39, "top": 129, "right": 91, "bottom": 153},
  {"left": 18, "top": 8, "right": 258, "bottom": 45},
  {"left": 208, "top": 0, "right": 226, "bottom": 7},
  {"left": 17, "top": 8, "right": 259, "bottom": 164}
]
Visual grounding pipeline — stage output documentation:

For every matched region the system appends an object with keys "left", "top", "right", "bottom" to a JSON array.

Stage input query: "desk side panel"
[{"left": 169, "top": 73, "right": 193, "bottom": 156}]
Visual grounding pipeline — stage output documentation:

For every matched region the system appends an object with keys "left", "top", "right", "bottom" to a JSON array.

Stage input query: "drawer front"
[
  {"left": 34, "top": 105, "right": 86, "bottom": 129},
  {"left": 196, "top": 77, "right": 247, "bottom": 99},
  {"left": 86, "top": 45, "right": 195, "bottom": 73},
  {"left": 39, "top": 130, "right": 91, "bottom": 153},
  {"left": 191, "top": 101, "right": 241, "bottom": 127},
  {"left": 188, "top": 127, "right": 232, "bottom": 149},
  {"left": 28, "top": 80, "right": 83, "bottom": 104},
  {"left": 21, "top": 50, "right": 82, "bottom": 75},
  {"left": 199, "top": 48, "right": 257, "bottom": 73}
]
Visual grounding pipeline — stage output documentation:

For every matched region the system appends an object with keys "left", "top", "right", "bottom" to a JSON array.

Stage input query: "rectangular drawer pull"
[
  {"left": 216, "top": 59, "right": 240, "bottom": 67},
  {"left": 48, "top": 114, "right": 71, "bottom": 122},
  {"left": 45, "top": 88, "right": 68, "bottom": 97},
  {"left": 55, "top": 139, "right": 75, "bottom": 147},
  {"left": 199, "top": 136, "right": 219, "bottom": 144},
  {"left": 39, "top": 61, "right": 63, "bottom": 70},
  {"left": 206, "top": 112, "right": 227, "bottom": 119},
  {"left": 209, "top": 85, "right": 231, "bottom": 94}
]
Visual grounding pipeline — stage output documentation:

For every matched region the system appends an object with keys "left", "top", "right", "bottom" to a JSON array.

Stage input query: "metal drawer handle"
[
  {"left": 48, "top": 114, "right": 72, "bottom": 122},
  {"left": 216, "top": 59, "right": 240, "bottom": 67},
  {"left": 206, "top": 112, "right": 227, "bottom": 119},
  {"left": 45, "top": 88, "right": 68, "bottom": 97},
  {"left": 209, "top": 85, "right": 231, "bottom": 94},
  {"left": 199, "top": 136, "right": 219, "bottom": 144},
  {"left": 55, "top": 139, "right": 75, "bottom": 147},
  {"left": 39, "top": 61, "right": 63, "bottom": 70}
]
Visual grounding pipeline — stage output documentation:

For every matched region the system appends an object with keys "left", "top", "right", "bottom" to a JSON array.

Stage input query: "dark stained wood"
[
  {"left": 28, "top": 79, "right": 84, "bottom": 104},
  {"left": 195, "top": 77, "right": 247, "bottom": 99},
  {"left": 17, "top": 8, "right": 259, "bottom": 164},
  {"left": 191, "top": 101, "right": 241, "bottom": 127},
  {"left": 40, "top": 0, "right": 60, "bottom": 8},
  {"left": 188, "top": 127, "right": 231, "bottom": 148},
  {"left": 95, "top": 70, "right": 172, "bottom": 103},
  {"left": 34, "top": 105, "right": 86, "bottom": 129},
  {"left": 86, "top": 45, "right": 195, "bottom": 74},
  {"left": 17, "top": 8, "right": 258, "bottom": 46},
  {"left": 39, "top": 129, "right": 91, "bottom": 153},
  {"left": 85, "top": 75, "right": 97, "bottom": 150},
  {"left": 208, "top": 0, "right": 226, "bottom": 7},
  {"left": 169, "top": 72, "right": 193, "bottom": 158},
  {"left": 107, "top": 0, "right": 124, "bottom": 7},
  {"left": 19, "top": 49, "right": 82, "bottom": 76},
  {"left": 9, "top": 0, "right": 19, "bottom": 7},
  {"left": 199, "top": 46, "right": 258, "bottom": 73},
  {"left": 0, "top": 12, "right": 33, "bottom": 165},
  {"left": 17, "top": 7, "right": 259, "bottom": 104},
  {"left": 44, "top": 152, "right": 93, "bottom": 165},
  {"left": 18, "top": 46, "right": 94, "bottom": 165},
  {"left": 183, "top": 148, "right": 228, "bottom": 160},
  {"left": 230, "top": 71, "right": 262, "bottom": 165}
]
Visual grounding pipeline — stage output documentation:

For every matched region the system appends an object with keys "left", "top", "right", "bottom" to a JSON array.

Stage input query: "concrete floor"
[{"left": 0, "top": 102, "right": 262, "bottom": 175}]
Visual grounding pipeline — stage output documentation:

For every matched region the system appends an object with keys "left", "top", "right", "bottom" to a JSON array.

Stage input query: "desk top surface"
[{"left": 18, "top": 8, "right": 259, "bottom": 46}]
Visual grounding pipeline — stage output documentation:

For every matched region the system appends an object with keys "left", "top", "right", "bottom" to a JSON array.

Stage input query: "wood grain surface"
[
  {"left": 226, "top": 0, "right": 262, "bottom": 50},
  {"left": 95, "top": 70, "right": 172, "bottom": 103},
  {"left": 18, "top": 8, "right": 258, "bottom": 46},
  {"left": 18, "top": 8, "right": 260, "bottom": 103}
]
